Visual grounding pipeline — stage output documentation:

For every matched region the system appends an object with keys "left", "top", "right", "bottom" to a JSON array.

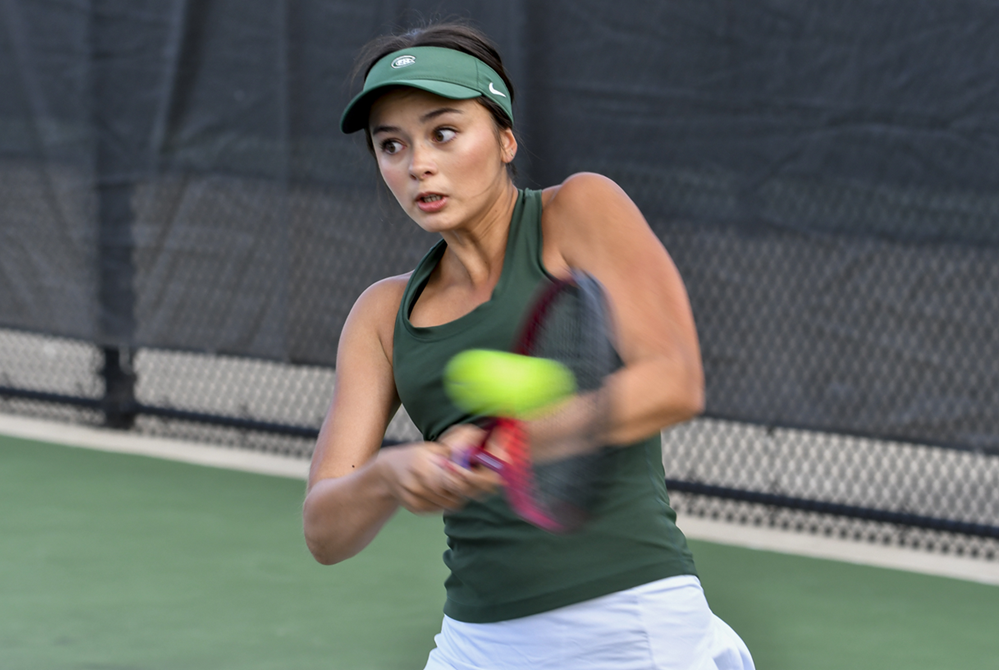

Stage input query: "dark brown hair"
[{"left": 351, "top": 21, "right": 517, "bottom": 159}]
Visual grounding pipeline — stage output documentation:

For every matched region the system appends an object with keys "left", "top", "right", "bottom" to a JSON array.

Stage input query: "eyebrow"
[{"left": 371, "top": 106, "right": 465, "bottom": 135}]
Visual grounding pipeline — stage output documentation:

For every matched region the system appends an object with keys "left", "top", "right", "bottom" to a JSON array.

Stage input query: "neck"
[{"left": 438, "top": 180, "right": 519, "bottom": 290}]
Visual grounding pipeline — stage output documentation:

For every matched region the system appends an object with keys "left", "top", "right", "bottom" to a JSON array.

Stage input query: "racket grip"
[
  {"left": 455, "top": 426, "right": 505, "bottom": 473},
  {"left": 468, "top": 448, "right": 505, "bottom": 473},
  {"left": 454, "top": 445, "right": 475, "bottom": 469}
]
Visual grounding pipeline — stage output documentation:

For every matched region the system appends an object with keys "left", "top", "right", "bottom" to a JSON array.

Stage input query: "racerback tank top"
[{"left": 393, "top": 189, "right": 696, "bottom": 623}]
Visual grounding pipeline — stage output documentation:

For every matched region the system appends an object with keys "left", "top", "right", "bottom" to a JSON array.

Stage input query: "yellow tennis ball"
[{"left": 444, "top": 349, "right": 577, "bottom": 418}]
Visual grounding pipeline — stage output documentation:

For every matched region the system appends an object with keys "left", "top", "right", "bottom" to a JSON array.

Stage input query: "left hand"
[{"left": 437, "top": 423, "right": 504, "bottom": 499}]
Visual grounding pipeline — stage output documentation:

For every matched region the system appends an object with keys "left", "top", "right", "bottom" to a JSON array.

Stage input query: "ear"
[{"left": 499, "top": 126, "right": 518, "bottom": 164}]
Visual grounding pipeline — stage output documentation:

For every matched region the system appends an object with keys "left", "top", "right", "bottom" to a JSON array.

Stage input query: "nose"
[{"left": 409, "top": 141, "right": 436, "bottom": 180}]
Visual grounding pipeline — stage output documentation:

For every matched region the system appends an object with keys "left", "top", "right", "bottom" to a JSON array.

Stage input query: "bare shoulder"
[
  {"left": 541, "top": 172, "right": 655, "bottom": 272},
  {"left": 543, "top": 172, "right": 632, "bottom": 214},
  {"left": 341, "top": 272, "right": 411, "bottom": 361},
  {"left": 353, "top": 273, "right": 410, "bottom": 315}
]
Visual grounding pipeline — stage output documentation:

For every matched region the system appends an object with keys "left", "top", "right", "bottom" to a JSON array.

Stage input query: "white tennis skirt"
[{"left": 423, "top": 575, "right": 754, "bottom": 670}]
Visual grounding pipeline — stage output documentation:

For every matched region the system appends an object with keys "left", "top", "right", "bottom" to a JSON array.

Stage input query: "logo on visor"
[
  {"left": 488, "top": 82, "right": 507, "bottom": 98},
  {"left": 391, "top": 55, "right": 417, "bottom": 68}
]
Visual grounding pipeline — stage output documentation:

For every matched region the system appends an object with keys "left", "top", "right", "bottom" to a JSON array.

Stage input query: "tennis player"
[{"left": 303, "top": 21, "right": 754, "bottom": 670}]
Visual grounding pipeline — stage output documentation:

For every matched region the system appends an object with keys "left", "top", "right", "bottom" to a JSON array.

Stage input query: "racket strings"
[{"left": 521, "top": 276, "right": 618, "bottom": 530}]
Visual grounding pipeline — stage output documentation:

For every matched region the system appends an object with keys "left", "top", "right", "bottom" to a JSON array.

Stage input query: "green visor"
[{"left": 340, "top": 46, "right": 514, "bottom": 134}]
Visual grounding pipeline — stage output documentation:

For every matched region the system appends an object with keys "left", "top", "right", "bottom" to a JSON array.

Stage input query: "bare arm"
[
  {"left": 303, "top": 277, "right": 497, "bottom": 565},
  {"left": 542, "top": 173, "right": 705, "bottom": 445}
]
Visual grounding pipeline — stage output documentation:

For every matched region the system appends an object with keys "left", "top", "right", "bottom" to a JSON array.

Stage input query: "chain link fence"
[{"left": 3, "top": 324, "right": 996, "bottom": 561}]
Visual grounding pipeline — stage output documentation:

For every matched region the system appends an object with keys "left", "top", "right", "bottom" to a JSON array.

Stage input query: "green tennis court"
[{"left": 2, "top": 431, "right": 996, "bottom": 670}]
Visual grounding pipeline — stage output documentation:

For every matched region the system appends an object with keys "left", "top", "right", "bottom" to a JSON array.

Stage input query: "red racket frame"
[{"left": 460, "top": 274, "right": 600, "bottom": 532}]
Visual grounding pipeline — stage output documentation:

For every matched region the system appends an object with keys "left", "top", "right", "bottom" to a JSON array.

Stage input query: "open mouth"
[{"left": 419, "top": 194, "right": 443, "bottom": 203}]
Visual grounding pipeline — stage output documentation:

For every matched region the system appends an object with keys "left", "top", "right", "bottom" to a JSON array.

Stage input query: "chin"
[
  {"left": 409, "top": 214, "right": 451, "bottom": 234},
  {"left": 409, "top": 208, "right": 459, "bottom": 232}
]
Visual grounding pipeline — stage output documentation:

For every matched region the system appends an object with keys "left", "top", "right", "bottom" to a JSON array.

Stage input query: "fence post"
[
  {"left": 101, "top": 346, "right": 136, "bottom": 429},
  {"left": 93, "top": 4, "right": 138, "bottom": 429}
]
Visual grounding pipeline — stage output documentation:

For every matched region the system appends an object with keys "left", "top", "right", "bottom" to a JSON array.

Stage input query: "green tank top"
[{"left": 393, "top": 188, "right": 696, "bottom": 623}]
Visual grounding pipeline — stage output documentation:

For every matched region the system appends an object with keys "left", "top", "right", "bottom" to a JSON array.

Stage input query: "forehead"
[{"left": 368, "top": 88, "right": 483, "bottom": 130}]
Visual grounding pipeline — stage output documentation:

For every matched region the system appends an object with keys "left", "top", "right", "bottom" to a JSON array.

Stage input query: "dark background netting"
[{"left": 1, "top": 0, "right": 997, "bottom": 558}]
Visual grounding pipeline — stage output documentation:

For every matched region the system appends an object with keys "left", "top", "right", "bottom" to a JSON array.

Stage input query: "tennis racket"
[{"left": 453, "top": 270, "right": 618, "bottom": 533}]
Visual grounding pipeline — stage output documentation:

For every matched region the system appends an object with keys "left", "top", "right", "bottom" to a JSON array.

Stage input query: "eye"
[
  {"left": 432, "top": 128, "right": 457, "bottom": 144},
  {"left": 379, "top": 139, "right": 403, "bottom": 155}
]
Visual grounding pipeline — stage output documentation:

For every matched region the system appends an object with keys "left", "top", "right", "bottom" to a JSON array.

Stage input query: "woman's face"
[{"left": 368, "top": 88, "right": 516, "bottom": 234}]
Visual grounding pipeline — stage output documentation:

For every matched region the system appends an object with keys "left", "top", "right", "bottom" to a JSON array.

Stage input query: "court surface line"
[{"left": 2, "top": 412, "right": 997, "bottom": 586}]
